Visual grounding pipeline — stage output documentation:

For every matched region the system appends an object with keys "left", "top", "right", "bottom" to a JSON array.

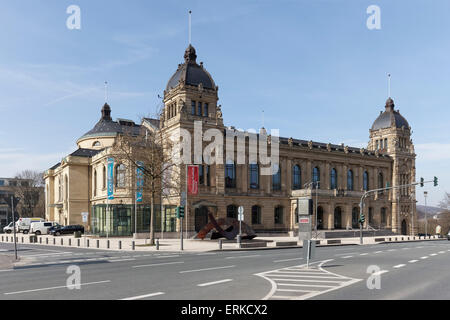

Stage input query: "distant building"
[
  {"left": 0, "top": 178, "right": 30, "bottom": 229},
  {"left": 44, "top": 45, "right": 417, "bottom": 237}
]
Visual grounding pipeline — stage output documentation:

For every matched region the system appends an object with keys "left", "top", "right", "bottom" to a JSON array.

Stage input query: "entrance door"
[
  {"left": 401, "top": 220, "right": 407, "bottom": 235},
  {"left": 334, "top": 207, "right": 342, "bottom": 229},
  {"left": 195, "top": 206, "right": 209, "bottom": 232},
  {"left": 352, "top": 208, "right": 359, "bottom": 229}
]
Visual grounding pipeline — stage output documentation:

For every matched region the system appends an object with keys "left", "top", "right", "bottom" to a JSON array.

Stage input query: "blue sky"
[{"left": 0, "top": 0, "right": 448, "bottom": 206}]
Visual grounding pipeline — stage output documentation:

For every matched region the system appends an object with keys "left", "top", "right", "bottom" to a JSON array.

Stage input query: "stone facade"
[{"left": 44, "top": 45, "right": 417, "bottom": 236}]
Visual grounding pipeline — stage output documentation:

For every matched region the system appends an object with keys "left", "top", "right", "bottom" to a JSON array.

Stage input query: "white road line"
[
  {"left": 273, "top": 279, "right": 345, "bottom": 284},
  {"left": 374, "top": 251, "right": 383, "bottom": 254},
  {"left": 274, "top": 258, "right": 304, "bottom": 263},
  {"left": 197, "top": 279, "right": 233, "bottom": 287},
  {"left": 20, "top": 252, "right": 72, "bottom": 258},
  {"left": 266, "top": 274, "right": 345, "bottom": 280},
  {"left": 107, "top": 259, "right": 136, "bottom": 263},
  {"left": 277, "top": 289, "right": 317, "bottom": 293},
  {"left": 156, "top": 255, "right": 180, "bottom": 259},
  {"left": 420, "top": 256, "right": 428, "bottom": 260},
  {"left": 439, "top": 251, "right": 445, "bottom": 254},
  {"left": 179, "top": 265, "right": 235, "bottom": 274},
  {"left": 133, "top": 261, "right": 184, "bottom": 268},
  {"left": 120, "top": 292, "right": 165, "bottom": 300},
  {"left": 276, "top": 283, "right": 335, "bottom": 288},
  {"left": 387, "top": 249, "right": 396, "bottom": 252},
  {"left": 409, "top": 260, "right": 418, "bottom": 263},
  {"left": 342, "top": 256, "right": 353, "bottom": 259},
  {"left": 196, "top": 253, "right": 216, "bottom": 256},
  {"left": 3, "top": 280, "right": 111, "bottom": 295},
  {"left": 360, "top": 253, "right": 368, "bottom": 256},
  {"left": 393, "top": 264, "right": 406, "bottom": 269},
  {"left": 430, "top": 253, "right": 437, "bottom": 256},
  {"left": 372, "top": 270, "right": 389, "bottom": 276},
  {"left": 225, "top": 255, "right": 261, "bottom": 259}
]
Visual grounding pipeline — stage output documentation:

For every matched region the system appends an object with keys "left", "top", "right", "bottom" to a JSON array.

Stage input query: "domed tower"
[
  {"left": 161, "top": 45, "right": 223, "bottom": 130},
  {"left": 369, "top": 98, "right": 417, "bottom": 235}
]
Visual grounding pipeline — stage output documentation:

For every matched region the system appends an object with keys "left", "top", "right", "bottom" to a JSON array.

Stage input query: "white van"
[
  {"left": 30, "top": 221, "right": 59, "bottom": 235},
  {"left": 3, "top": 222, "right": 14, "bottom": 234},
  {"left": 16, "top": 218, "right": 45, "bottom": 234}
]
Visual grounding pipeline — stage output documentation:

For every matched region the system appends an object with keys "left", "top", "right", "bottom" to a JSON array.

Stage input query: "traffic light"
[
  {"left": 420, "top": 177, "right": 424, "bottom": 187},
  {"left": 176, "top": 206, "right": 185, "bottom": 219},
  {"left": 359, "top": 213, "right": 365, "bottom": 224},
  {"left": 434, "top": 176, "right": 438, "bottom": 187}
]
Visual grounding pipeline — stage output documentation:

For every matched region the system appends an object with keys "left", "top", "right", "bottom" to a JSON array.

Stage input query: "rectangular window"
[
  {"left": 274, "top": 207, "right": 283, "bottom": 224},
  {"left": 376, "top": 140, "right": 379, "bottom": 150},
  {"left": 0, "top": 180, "right": 4, "bottom": 186},
  {"left": 199, "top": 165, "right": 204, "bottom": 185},
  {"left": 191, "top": 101, "right": 196, "bottom": 115},
  {"left": 384, "top": 138, "right": 388, "bottom": 149},
  {"left": 198, "top": 102, "right": 202, "bottom": 116},
  {"left": 204, "top": 103, "right": 209, "bottom": 117}
]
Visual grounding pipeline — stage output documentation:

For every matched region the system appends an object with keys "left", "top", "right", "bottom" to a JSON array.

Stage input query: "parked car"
[
  {"left": 30, "top": 221, "right": 59, "bottom": 235},
  {"left": 51, "top": 225, "right": 84, "bottom": 236},
  {"left": 3, "top": 222, "right": 14, "bottom": 234},
  {"left": 15, "top": 218, "right": 45, "bottom": 234}
]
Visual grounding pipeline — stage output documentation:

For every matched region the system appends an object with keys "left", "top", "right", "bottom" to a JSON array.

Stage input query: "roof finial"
[
  {"left": 387, "top": 73, "right": 391, "bottom": 98},
  {"left": 104, "top": 81, "right": 108, "bottom": 103},
  {"left": 188, "top": 10, "right": 192, "bottom": 45}
]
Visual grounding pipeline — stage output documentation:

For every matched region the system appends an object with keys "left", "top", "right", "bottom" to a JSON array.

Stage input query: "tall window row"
[
  {"left": 191, "top": 100, "right": 209, "bottom": 117},
  {"left": 227, "top": 205, "right": 283, "bottom": 225}
]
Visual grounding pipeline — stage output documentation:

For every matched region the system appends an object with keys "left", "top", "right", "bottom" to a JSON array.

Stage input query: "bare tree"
[
  {"left": 111, "top": 120, "right": 182, "bottom": 245},
  {"left": 14, "top": 170, "right": 45, "bottom": 218}
]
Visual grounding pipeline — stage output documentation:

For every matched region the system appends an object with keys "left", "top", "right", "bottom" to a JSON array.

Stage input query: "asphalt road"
[{"left": 0, "top": 239, "right": 449, "bottom": 300}]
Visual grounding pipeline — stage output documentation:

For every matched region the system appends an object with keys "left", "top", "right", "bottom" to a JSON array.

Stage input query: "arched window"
[
  {"left": 225, "top": 160, "right": 236, "bottom": 188},
  {"left": 252, "top": 205, "right": 261, "bottom": 224},
  {"left": 347, "top": 170, "right": 354, "bottom": 191},
  {"left": 102, "top": 166, "right": 106, "bottom": 189},
  {"left": 274, "top": 206, "right": 283, "bottom": 224},
  {"left": 313, "top": 167, "right": 320, "bottom": 189},
  {"left": 272, "top": 163, "right": 281, "bottom": 191},
  {"left": 363, "top": 171, "right": 369, "bottom": 191},
  {"left": 227, "top": 205, "right": 237, "bottom": 219},
  {"left": 381, "top": 207, "right": 387, "bottom": 227},
  {"left": 204, "top": 103, "right": 209, "bottom": 117},
  {"left": 330, "top": 168, "right": 337, "bottom": 190},
  {"left": 93, "top": 141, "right": 101, "bottom": 147},
  {"left": 369, "top": 207, "right": 374, "bottom": 224},
  {"left": 292, "top": 165, "right": 301, "bottom": 190},
  {"left": 116, "top": 164, "right": 126, "bottom": 188},
  {"left": 249, "top": 163, "right": 259, "bottom": 189},
  {"left": 378, "top": 172, "right": 384, "bottom": 195},
  {"left": 94, "top": 170, "right": 97, "bottom": 197}
]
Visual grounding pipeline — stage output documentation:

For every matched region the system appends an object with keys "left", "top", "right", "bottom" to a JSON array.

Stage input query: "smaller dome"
[
  {"left": 371, "top": 98, "right": 410, "bottom": 131},
  {"left": 166, "top": 45, "right": 216, "bottom": 92}
]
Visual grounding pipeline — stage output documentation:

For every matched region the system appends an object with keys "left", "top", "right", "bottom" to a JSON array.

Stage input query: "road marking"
[
  {"left": 197, "top": 279, "right": 233, "bottom": 287},
  {"left": 133, "top": 261, "right": 184, "bottom": 268},
  {"left": 393, "top": 264, "right": 406, "bottom": 269},
  {"left": 107, "top": 259, "right": 136, "bottom": 263},
  {"left": 196, "top": 253, "right": 216, "bottom": 256},
  {"left": 120, "top": 292, "right": 165, "bottom": 300},
  {"left": 179, "top": 265, "right": 235, "bottom": 274},
  {"left": 20, "top": 252, "right": 72, "bottom": 257},
  {"left": 372, "top": 270, "right": 389, "bottom": 276},
  {"left": 225, "top": 254, "right": 261, "bottom": 259},
  {"left": 439, "top": 251, "right": 445, "bottom": 254},
  {"left": 408, "top": 260, "right": 418, "bottom": 263},
  {"left": 274, "top": 258, "right": 304, "bottom": 263},
  {"left": 430, "top": 253, "right": 437, "bottom": 256},
  {"left": 374, "top": 251, "right": 383, "bottom": 254},
  {"left": 3, "top": 280, "right": 111, "bottom": 295},
  {"left": 387, "top": 249, "right": 396, "bottom": 252},
  {"left": 273, "top": 279, "right": 345, "bottom": 284},
  {"left": 342, "top": 256, "right": 353, "bottom": 259},
  {"left": 420, "top": 256, "right": 428, "bottom": 260},
  {"left": 360, "top": 253, "right": 368, "bottom": 256},
  {"left": 156, "top": 255, "right": 180, "bottom": 259},
  {"left": 0, "top": 269, "right": 13, "bottom": 273}
]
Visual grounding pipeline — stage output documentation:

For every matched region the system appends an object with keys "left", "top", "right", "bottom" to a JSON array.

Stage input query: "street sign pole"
[
  {"left": 11, "top": 196, "right": 17, "bottom": 260},
  {"left": 180, "top": 215, "right": 184, "bottom": 251}
]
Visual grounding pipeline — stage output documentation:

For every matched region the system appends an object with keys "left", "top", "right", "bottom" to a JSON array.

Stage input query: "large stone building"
[{"left": 44, "top": 45, "right": 417, "bottom": 237}]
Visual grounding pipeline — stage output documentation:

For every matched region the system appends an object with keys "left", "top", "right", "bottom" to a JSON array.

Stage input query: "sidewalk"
[{"left": 0, "top": 233, "right": 444, "bottom": 253}]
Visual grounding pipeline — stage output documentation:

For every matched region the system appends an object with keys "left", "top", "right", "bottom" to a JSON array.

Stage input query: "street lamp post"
[
  {"left": 11, "top": 196, "right": 17, "bottom": 260},
  {"left": 424, "top": 191, "right": 428, "bottom": 237}
]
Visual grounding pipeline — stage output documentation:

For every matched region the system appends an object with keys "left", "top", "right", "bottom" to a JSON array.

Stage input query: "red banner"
[{"left": 188, "top": 165, "right": 199, "bottom": 195}]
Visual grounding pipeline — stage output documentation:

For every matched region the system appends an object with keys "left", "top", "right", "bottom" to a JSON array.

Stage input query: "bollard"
[
  {"left": 156, "top": 239, "right": 159, "bottom": 250},
  {"left": 237, "top": 235, "right": 242, "bottom": 249},
  {"left": 97, "top": 240, "right": 100, "bottom": 249},
  {"left": 39, "top": 237, "right": 42, "bottom": 244},
  {"left": 46, "top": 238, "right": 49, "bottom": 244},
  {"left": 107, "top": 240, "right": 110, "bottom": 249},
  {"left": 69, "top": 238, "right": 72, "bottom": 246},
  {"left": 53, "top": 238, "right": 56, "bottom": 245},
  {"left": 132, "top": 241, "right": 135, "bottom": 251},
  {"left": 119, "top": 241, "right": 122, "bottom": 250},
  {"left": 77, "top": 239, "right": 80, "bottom": 247},
  {"left": 22, "top": 237, "right": 24, "bottom": 243},
  {"left": 87, "top": 239, "right": 90, "bottom": 248},
  {"left": 219, "top": 239, "right": 223, "bottom": 250}
]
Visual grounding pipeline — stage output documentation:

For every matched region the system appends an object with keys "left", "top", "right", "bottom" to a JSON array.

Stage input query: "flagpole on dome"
[{"left": 188, "top": 10, "right": 192, "bottom": 45}]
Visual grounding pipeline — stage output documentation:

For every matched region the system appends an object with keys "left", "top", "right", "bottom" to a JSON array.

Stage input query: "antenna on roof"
[
  {"left": 104, "top": 81, "right": 108, "bottom": 103},
  {"left": 387, "top": 73, "right": 391, "bottom": 98},
  {"left": 262, "top": 109, "right": 265, "bottom": 128},
  {"left": 188, "top": 10, "right": 192, "bottom": 45}
]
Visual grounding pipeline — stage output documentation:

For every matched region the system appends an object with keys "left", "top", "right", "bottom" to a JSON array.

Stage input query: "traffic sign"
[
  {"left": 238, "top": 213, "right": 244, "bottom": 222},
  {"left": 299, "top": 217, "right": 310, "bottom": 224},
  {"left": 81, "top": 212, "right": 89, "bottom": 223},
  {"left": 238, "top": 206, "right": 244, "bottom": 215}
]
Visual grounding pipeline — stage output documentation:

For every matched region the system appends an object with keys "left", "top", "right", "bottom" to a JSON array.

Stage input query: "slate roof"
[
  {"left": 371, "top": 98, "right": 410, "bottom": 131},
  {"left": 166, "top": 45, "right": 215, "bottom": 92}
]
